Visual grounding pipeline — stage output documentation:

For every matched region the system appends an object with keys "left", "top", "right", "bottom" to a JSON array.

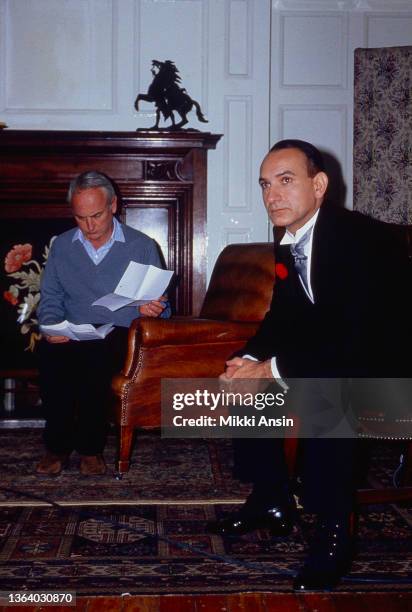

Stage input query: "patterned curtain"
[{"left": 353, "top": 46, "right": 411, "bottom": 225}]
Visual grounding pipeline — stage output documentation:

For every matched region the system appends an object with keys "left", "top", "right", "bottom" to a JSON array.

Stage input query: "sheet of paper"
[
  {"left": 92, "top": 293, "right": 136, "bottom": 312},
  {"left": 92, "top": 262, "right": 173, "bottom": 311},
  {"left": 40, "top": 321, "right": 114, "bottom": 341},
  {"left": 114, "top": 263, "right": 149, "bottom": 298}
]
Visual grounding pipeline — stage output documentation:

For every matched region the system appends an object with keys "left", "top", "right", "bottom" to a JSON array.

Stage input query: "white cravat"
[{"left": 279, "top": 210, "right": 319, "bottom": 303}]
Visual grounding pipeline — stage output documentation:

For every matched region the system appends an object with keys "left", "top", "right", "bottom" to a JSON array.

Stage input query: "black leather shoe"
[
  {"left": 207, "top": 505, "right": 294, "bottom": 537},
  {"left": 293, "top": 517, "right": 353, "bottom": 591}
]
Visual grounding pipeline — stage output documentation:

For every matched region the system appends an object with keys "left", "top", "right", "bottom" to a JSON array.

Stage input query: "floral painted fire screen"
[{"left": 1, "top": 219, "right": 73, "bottom": 370}]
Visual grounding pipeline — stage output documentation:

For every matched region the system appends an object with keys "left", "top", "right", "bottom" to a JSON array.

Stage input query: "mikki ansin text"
[{"left": 172, "top": 414, "right": 294, "bottom": 428}]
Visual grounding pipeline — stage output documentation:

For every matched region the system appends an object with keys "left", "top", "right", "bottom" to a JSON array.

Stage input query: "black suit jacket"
[{"left": 243, "top": 205, "right": 410, "bottom": 378}]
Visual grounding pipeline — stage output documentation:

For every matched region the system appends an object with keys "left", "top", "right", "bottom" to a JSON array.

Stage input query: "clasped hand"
[{"left": 219, "top": 357, "right": 274, "bottom": 397}]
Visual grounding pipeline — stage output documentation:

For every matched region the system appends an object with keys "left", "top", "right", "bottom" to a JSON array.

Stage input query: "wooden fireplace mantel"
[{"left": 0, "top": 130, "right": 222, "bottom": 318}]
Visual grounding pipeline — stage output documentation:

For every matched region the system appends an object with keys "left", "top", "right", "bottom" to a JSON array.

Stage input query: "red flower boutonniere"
[{"left": 275, "top": 262, "right": 288, "bottom": 280}]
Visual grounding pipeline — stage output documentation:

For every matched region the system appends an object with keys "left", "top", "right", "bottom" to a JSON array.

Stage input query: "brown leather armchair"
[{"left": 111, "top": 242, "right": 275, "bottom": 476}]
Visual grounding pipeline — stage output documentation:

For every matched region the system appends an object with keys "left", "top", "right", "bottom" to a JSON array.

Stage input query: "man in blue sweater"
[{"left": 36, "top": 171, "right": 170, "bottom": 476}]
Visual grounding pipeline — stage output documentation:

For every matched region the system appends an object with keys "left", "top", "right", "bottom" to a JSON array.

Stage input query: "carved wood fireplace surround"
[{"left": 0, "top": 130, "right": 221, "bottom": 379}]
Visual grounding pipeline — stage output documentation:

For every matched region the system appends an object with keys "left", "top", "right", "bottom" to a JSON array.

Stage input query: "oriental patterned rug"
[
  {"left": 0, "top": 430, "right": 406, "bottom": 506},
  {"left": 0, "top": 503, "right": 411, "bottom": 595},
  {"left": 0, "top": 429, "right": 251, "bottom": 505},
  {"left": 0, "top": 430, "right": 411, "bottom": 594}
]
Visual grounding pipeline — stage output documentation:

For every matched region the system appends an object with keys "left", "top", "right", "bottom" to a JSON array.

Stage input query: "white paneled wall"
[
  {"left": 206, "top": 0, "right": 271, "bottom": 273},
  {"left": 2, "top": 0, "right": 116, "bottom": 118},
  {"left": 270, "top": 0, "right": 412, "bottom": 211},
  {"left": 1, "top": 0, "right": 411, "bottom": 278},
  {"left": 366, "top": 13, "right": 412, "bottom": 47},
  {"left": 134, "top": 0, "right": 207, "bottom": 127}
]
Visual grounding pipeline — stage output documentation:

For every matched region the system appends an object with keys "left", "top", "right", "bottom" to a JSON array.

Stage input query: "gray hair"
[{"left": 67, "top": 171, "right": 116, "bottom": 205}]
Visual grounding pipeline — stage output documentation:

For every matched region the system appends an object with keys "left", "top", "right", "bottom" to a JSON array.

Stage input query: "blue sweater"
[{"left": 38, "top": 224, "right": 170, "bottom": 328}]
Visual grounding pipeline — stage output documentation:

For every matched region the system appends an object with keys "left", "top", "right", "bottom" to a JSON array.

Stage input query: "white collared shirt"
[{"left": 72, "top": 216, "right": 125, "bottom": 265}]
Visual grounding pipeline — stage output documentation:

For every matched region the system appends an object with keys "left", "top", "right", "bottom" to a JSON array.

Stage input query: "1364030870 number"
[{"left": 0, "top": 591, "right": 76, "bottom": 606}]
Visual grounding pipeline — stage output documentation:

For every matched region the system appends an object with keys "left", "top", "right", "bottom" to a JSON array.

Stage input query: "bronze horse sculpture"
[{"left": 135, "top": 60, "right": 208, "bottom": 130}]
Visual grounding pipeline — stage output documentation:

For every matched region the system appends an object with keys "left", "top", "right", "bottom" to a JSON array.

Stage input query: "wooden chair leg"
[
  {"left": 284, "top": 436, "right": 299, "bottom": 477},
  {"left": 115, "top": 425, "right": 134, "bottom": 479}
]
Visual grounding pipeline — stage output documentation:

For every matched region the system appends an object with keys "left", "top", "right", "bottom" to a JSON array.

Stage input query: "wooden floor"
[{"left": 2, "top": 592, "right": 411, "bottom": 611}]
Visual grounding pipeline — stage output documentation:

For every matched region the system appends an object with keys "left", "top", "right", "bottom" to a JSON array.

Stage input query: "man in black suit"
[{"left": 208, "top": 139, "right": 410, "bottom": 590}]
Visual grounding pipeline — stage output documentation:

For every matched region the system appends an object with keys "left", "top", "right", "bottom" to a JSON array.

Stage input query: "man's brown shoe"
[
  {"left": 80, "top": 454, "right": 106, "bottom": 476},
  {"left": 36, "top": 452, "right": 69, "bottom": 476}
]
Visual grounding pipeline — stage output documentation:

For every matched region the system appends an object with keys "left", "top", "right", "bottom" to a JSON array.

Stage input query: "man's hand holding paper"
[
  {"left": 45, "top": 334, "right": 71, "bottom": 344},
  {"left": 139, "top": 295, "right": 168, "bottom": 317},
  {"left": 92, "top": 262, "right": 173, "bottom": 312}
]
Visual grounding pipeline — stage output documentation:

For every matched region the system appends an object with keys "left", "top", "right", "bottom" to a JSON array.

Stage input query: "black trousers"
[
  {"left": 232, "top": 379, "right": 357, "bottom": 516},
  {"left": 233, "top": 436, "right": 357, "bottom": 516},
  {"left": 38, "top": 327, "right": 129, "bottom": 456}
]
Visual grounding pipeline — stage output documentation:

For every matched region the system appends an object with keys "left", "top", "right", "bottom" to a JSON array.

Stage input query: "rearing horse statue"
[{"left": 135, "top": 60, "right": 208, "bottom": 130}]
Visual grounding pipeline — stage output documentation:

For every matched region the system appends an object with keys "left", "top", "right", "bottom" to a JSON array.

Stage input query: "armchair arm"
[
  {"left": 133, "top": 317, "right": 259, "bottom": 346},
  {"left": 113, "top": 316, "right": 261, "bottom": 428},
  {"left": 122, "top": 317, "right": 259, "bottom": 378}
]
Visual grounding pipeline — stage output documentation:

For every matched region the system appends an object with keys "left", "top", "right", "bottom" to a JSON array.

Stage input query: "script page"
[
  {"left": 92, "top": 262, "right": 173, "bottom": 311},
  {"left": 137, "top": 265, "right": 174, "bottom": 300},
  {"left": 40, "top": 321, "right": 114, "bottom": 341},
  {"left": 114, "top": 262, "right": 148, "bottom": 298}
]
